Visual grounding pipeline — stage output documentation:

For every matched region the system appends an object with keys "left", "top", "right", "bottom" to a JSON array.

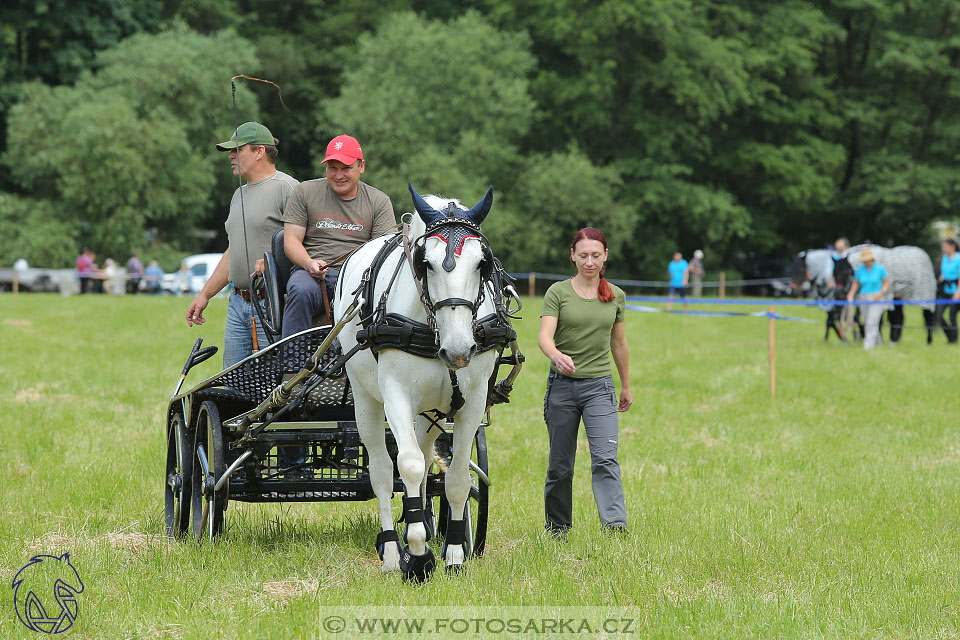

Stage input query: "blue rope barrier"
[
  {"left": 626, "top": 304, "right": 818, "bottom": 323},
  {"left": 626, "top": 296, "right": 957, "bottom": 307}
]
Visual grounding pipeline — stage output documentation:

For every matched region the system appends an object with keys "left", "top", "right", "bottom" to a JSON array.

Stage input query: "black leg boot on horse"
[{"left": 398, "top": 494, "right": 436, "bottom": 582}]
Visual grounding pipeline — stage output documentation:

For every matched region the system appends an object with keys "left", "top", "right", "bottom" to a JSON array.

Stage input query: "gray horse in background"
[
  {"left": 844, "top": 244, "right": 936, "bottom": 344},
  {"left": 790, "top": 249, "right": 861, "bottom": 341}
]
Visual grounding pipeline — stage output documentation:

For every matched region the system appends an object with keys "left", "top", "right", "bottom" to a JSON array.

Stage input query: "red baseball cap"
[{"left": 322, "top": 134, "right": 364, "bottom": 164}]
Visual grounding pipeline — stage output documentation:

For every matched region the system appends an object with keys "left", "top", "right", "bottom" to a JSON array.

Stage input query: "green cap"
[{"left": 215, "top": 122, "right": 276, "bottom": 151}]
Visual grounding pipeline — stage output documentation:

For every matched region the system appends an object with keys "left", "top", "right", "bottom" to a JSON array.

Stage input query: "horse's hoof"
[{"left": 399, "top": 546, "right": 436, "bottom": 583}]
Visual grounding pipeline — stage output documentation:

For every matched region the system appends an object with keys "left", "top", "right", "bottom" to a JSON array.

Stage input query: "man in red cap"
[{"left": 280, "top": 134, "right": 396, "bottom": 338}]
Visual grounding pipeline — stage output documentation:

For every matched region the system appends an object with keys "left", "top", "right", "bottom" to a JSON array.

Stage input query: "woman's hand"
[
  {"left": 872, "top": 292, "right": 883, "bottom": 301},
  {"left": 618, "top": 387, "right": 633, "bottom": 412},
  {"left": 552, "top": 352, "right": 575, "bottom": 375}
]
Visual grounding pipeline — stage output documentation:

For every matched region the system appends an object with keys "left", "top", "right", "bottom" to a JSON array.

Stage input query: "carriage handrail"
[
  {"left": 214, "top": 450, "right": 253, "bottom": 492},
  {"left": 172, "top": 337, "right": 218, "bottom": 398}
]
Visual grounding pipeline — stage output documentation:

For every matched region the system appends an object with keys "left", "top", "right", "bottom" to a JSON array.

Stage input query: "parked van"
[{"left": 160, "top": 253, "right": 224, "bottom": 295}]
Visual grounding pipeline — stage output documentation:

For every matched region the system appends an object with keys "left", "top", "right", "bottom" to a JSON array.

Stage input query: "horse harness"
[{"left": 351, "top": 210, "right": 520, "bottom": 419}]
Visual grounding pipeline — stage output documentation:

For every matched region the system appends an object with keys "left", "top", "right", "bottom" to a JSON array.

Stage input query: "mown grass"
[{"left": 1, "top": 293, "right": 958, "bottom": 639}]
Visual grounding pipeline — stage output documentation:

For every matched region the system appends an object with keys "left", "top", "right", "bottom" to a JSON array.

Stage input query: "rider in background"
[
  {"left": 538, "top": 227, "right": 632, "bottom": 538},
  {"left": 936, "top": 238, "right": 960, "bottom": 343}
]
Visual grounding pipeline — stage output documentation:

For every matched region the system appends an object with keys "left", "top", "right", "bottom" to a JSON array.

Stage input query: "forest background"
[{"left": 1, "top": 0, "right": 958, "bottom": 279}]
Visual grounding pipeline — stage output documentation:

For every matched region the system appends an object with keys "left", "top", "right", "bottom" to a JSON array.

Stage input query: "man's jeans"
[{"left": 223, "top": 291, "right": 269, "bottom": 368}]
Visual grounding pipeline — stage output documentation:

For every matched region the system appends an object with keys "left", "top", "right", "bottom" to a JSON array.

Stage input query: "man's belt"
[{"left": 234, "top": 288, "right": 265, "bottom": 301}]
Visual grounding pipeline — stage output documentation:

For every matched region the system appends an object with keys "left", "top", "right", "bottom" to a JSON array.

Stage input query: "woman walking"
[
  {"left": 538, "top": 228, "right": 632, "bottom": 536},
  {"left": 936, "top": 238, "right": 960, "bottom": 343},
  {"left": 847, "top": 247, "right": 890, "bottom": 350}
]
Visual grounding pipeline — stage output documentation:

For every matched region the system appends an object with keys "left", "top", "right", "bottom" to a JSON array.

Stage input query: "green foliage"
[
  {"left": 4, "top": 26, "right": 259, "bottom": 259},
  {"left": 485, "top": 149, "right": 632, "bottom": 272},
  {"left": 3, "top": 0, "right": 960, "bottom": 277},
  {"left": 323, "top": 10, "right": 536, "bottom": 205},
  {"left": 0, "top": 193, "right": 79, "bottom": 267}
]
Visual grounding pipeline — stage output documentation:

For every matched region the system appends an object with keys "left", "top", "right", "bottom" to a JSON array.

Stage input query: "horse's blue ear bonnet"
[{"left": 409, "top": 184, "right": 494, "bottom": 272}]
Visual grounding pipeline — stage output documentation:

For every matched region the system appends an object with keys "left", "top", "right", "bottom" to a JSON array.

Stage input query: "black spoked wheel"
[
  {"left": 436, "top": 426, "right": 489, "bottom": 557},
  {"left": 164, "top": 412, "right": 191, "bottom": 537},
  {"left": 191, "top": 401, "right": 226, "bottom": 541}
]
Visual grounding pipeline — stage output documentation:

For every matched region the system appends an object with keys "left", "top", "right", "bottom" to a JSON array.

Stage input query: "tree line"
[{"left": 1, "top": 0, "right": 957, "bottom": 278}]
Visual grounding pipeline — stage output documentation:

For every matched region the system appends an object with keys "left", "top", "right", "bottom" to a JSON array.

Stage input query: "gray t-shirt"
[
  {"left": 224, "top": 170, "right": 299, "bottom": 290},
  {"left": 282, "top": 179, "right": 396, "bottom": 263}
]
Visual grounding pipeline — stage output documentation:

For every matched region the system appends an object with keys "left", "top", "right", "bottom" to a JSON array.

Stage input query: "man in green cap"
[{"left": 185, "top": 121, "right": 299, "bottom": 367}]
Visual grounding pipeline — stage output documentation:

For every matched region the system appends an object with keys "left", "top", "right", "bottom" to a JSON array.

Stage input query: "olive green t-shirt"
[
  {"left": 224, "top": 170, "right": 299, "bottom": 290},
  {"left": 282, "top": 178, "right": 396, "bottom": 263},
  {"left": 541, "top": 279, "right": 626, "bottom": 379}
]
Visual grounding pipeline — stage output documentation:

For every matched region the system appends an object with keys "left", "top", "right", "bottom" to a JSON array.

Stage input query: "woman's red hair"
[{"left": 570, "top": 227, "right": 614, "bottom": 302}]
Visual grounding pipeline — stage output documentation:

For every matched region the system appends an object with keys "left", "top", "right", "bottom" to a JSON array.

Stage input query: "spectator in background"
[
  {"left": 176, "top": 262, "right": 190, "bottom": 296},
  {"left": 847, "top": 247, "right": 890, "bottom": 350},
  {"left": 90, "top": 252, "right": 103, "bottom": 293},
  {"left": 143, "top": 260, "right": 164, "bottom": 293},
  {"left": 126, "top": 252, "right": 144, "bottom": 294},
  {"left": 666, "top": 252, "right": 689, "bottom": 311},
  {"left": 936, "top": 238, "right": 960, "bottom": 343},
  {"left": 76, "top": 248, "right": 94, "bottom": 294},
  {"left": 689, "top": 249, "right": 704, "bottom": 298},
  {"left": 103, "top": 258, "right": 125, "bottom": 295}
]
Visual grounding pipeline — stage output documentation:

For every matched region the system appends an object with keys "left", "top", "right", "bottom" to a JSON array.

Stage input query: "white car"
[{"left": 160, "top": 253, "right": 223, "bottom": 295}]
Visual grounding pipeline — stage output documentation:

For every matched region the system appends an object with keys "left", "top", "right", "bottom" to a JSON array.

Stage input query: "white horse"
[{"left": 334, "top": 185, "right": 498, "bottom": 580}]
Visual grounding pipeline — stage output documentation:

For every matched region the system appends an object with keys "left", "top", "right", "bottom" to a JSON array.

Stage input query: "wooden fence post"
[{"left": 528, "top": 272, "right": 536, "bottom": 298}]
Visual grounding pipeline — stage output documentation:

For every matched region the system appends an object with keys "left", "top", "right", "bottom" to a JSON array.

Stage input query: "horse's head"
[
  {"left": 789, "top": 252, "right": 809, "bottom": 289},
  {"left": 832, "top": 255, "right": 854, "bottom": 288},
  {"left": 409, "top": 184, "right": 494, "bottom": 370}
]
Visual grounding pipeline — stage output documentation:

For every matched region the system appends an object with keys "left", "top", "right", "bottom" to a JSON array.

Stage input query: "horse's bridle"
[{"left": 408, "top": 208, "right": 492, "bottom": 328}]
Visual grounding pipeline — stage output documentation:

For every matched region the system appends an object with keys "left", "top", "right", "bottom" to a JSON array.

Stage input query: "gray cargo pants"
[{"left": 543, "top": 372, "right": 627, "bottom": 531}]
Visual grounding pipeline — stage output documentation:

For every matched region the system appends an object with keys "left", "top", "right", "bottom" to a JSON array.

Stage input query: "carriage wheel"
[
  {"left": 164, "top": 412, "right": 191, "bottom": 537},
  {"left": 191, "top": 401, "right": 226, "bottom": 541},
  {"left": 437, "top": 426, "right": 489, "bottom": 557}
]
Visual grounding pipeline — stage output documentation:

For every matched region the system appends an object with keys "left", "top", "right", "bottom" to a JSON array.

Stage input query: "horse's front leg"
[
  {"left": 352, "top": 383, "right": 401, "bottom": 572},
  {"left": 443, "top": 405, "right": 484, "bottom": 572},
  {"left": 415, "top": 415, "right": 442, "bottom": 541},
  {"left": 383, "top": 390, "right": 436, "bottom": 581}
]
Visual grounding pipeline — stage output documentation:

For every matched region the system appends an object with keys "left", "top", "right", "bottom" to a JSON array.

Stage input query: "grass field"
[{"left": 2, "top": 293, "right": 959, "bottom": 639}]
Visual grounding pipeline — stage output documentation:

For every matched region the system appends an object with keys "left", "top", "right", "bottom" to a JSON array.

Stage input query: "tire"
[
  {"left": 164, "top": 412, "right": 191, "bottom": 537},
  {"left": 191, "top": 401, "right": 226, "bottom": 540}
]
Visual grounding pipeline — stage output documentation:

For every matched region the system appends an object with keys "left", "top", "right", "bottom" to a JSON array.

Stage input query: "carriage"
[{"left": 164, "top": 189, "right": 523, "bottom": 579}]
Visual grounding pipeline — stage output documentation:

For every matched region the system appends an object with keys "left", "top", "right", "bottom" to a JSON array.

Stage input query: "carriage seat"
[{"left": 260, "top": 228, "right": 332, "bottom": 342}]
